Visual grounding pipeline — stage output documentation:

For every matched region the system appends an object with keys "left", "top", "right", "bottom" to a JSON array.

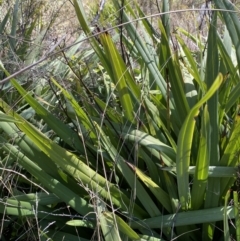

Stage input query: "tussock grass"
[{"left": 1, "top": 0, "right": 240, "bottom": 240}]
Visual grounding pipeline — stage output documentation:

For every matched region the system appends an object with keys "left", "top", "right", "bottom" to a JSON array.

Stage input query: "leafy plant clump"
[{"left": 0, "top": 0, "right": 240, "bottom": 240}]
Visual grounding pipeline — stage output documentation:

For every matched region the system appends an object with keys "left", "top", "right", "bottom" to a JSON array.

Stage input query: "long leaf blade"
[{"left": 177, "top": 73, "right": 223, "bottom": 210}]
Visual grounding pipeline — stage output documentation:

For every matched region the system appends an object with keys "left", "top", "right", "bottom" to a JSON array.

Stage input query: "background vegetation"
[{"left": 0, "top": 0, "right": 240, "bottom": 240}]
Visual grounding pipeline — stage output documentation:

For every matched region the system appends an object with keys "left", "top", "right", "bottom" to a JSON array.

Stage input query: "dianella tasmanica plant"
[{"left": 0, "top": 0, "right": 240, "bottom": 240}]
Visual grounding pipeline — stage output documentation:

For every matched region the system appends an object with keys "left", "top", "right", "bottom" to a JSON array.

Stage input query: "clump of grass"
[{"left": 1, "top": 0, "right": 240, "bottom": 240}]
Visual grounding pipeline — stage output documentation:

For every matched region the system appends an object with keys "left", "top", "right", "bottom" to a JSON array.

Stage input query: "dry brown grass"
[
  {"left": 38, "top": 0, "right": 211, "bottom": 47},
  {"left": 2, "top": 0, "right": 238, "bottom": 64}
]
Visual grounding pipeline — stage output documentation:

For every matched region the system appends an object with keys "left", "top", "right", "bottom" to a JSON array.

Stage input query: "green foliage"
[
  {"left": 0, "top": 0, "right": 49, "bottom": 101},
  {"left": 0, "top": 0, "right": 240, "bottom": 240}
]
